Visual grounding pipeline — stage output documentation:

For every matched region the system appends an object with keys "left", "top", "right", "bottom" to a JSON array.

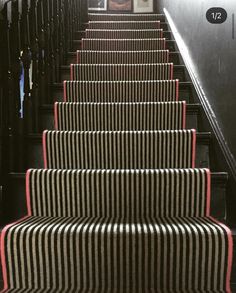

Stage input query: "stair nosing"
[
  {"left": 52, "top": 81, "right": 193, "bottom": 88},
  {"left": 61, "top": 64, "right": 186, "bottom": 69},
  {"left": 8, "top": 171, "right": 229, "bottom": 178},
  {"left": 40, "top": 103, "right": 201, "bottom": 112},
  {"left": 67, "top": 51, "right": 181, "bottom": 56}
]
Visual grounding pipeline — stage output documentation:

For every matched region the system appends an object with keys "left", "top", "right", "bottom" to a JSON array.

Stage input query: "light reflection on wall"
[{"left": 157, "top": 0, "right": 236, "bottom": 159}]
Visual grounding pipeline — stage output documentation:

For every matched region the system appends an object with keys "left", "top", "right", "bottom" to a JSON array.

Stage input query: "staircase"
[{"left": 1, "top": 11, "right": 235, "bottom": 292}]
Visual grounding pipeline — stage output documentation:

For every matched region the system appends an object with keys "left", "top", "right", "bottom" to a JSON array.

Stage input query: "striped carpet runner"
[
  {"left": 2, "top": 169, "right": 231, "bottom": 292},
  {"left": 70, "top": 63, "right": 174, "bottom": 81},
  {"left": 43, "top": 130, "right": 196, "bottom": 169},
  {"left": 64, "top": 80, "right": 179, "bottom": 102},
  {"left": 82, "top": 38, "right": 166, "bottom": 51},
  {"left": 85, "top": 29, "right": 164, "bottom": 39},
  {"left": 1, "top": 12, "right": 233, "bottom": 292},
  {"left": 88, "top": 20, "right": 161, "bottom": 29},
  {"left": 88, "top": 13, "right": 164, "bottom": 21},
  {"left": 54, "top": 101, "right": 186, "bottom": 131},
  {"left": 77, "top": 50, "right": 170, "bottom": 64}
]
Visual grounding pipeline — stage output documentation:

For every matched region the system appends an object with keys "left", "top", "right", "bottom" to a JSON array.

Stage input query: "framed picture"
[
  {"left": 133, "top": 0, "right": 153, "bottom": 13},
  {"left": 108, "top": 0, "right": 132, "bottom": 11},
  {"left": 88, "top": 0, "right": 107, "bottom": 11}
]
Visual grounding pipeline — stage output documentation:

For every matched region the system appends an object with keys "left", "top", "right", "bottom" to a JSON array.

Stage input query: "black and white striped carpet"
[
  {"left": 88, "top": 13, "right": 163, "bottom": 21},
  {"left": 85, "top": 29, "right": 164, "bottom": 39},
  {"left": 77, "top": 50, "right": 170, "bottom": 64},
  {"left": 88, "top": 20, "right": 161, "bottom": 30},
  {"left": 1, "top": 12, "right": 233, "bottom": 292},
  {"left": 63, "top": 80, "right": 179, "bottom": 102},
  {"left": 54, "top": 101, "right": 186, "bottom": 131},
  {"left": 43, "top": 130, "right": 196, "bottom": 170},
  {"left": 70, "top": 63, "right": 174, "bottom": 81},
  {"left": 82, "top": 38, "right": 166, "bottom": 51}
]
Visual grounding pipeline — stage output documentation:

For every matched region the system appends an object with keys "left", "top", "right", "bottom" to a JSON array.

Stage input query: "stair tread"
[
  {"left": 2, "top": 213, "right": 234, "bottom": 233},
  {"left": 26, "top": 131, "right": 211, "bottom": 147}
]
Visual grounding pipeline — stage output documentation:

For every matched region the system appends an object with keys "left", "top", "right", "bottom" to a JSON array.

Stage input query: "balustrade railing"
[{"left": 0, "top": 0, "right": 88, "bottom": 194}]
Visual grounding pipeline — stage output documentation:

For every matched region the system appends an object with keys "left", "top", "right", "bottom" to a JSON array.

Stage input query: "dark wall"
[{"left": 156, "top": 0, "right": 236, "bottom": 161}]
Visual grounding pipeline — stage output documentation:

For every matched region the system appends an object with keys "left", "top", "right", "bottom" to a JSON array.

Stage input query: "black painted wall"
[{"left": 156, "top": 0, "right": 236, "bottom": 163}]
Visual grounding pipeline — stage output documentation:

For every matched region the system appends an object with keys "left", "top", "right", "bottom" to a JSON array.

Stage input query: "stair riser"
[
  {"left": 60, "top": 66, "right": 186, "bottom": 83},
  {"left": 74, "top": 30, "right": 173, "bottom": 41},
  {"left": 85, "top": 22, "right": 169, "bottom": 31},
  {"left": 72, "top": 39, "right": 177, "bottom": 52},
  {"left": 25, "top": 135, "right": 210, "bottom": 170},
  {"left": 52, "top": 84, "right": 192, "bottom": 104},
  {"left": 39, "top": 107, "right": 199, "bottom": 132},
  {"left": 67, "top": 51, "right": 180, "bottom": 65},
  {"left": 4, "top": 174, "right": 226, "bottom": 223}
]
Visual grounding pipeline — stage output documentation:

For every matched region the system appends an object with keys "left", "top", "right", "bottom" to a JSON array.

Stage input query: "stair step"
[
  {"left": 67, "top": 50, "right": 181, "bottom": 65},
  {"left": 88, "top": 13, "right": 166, "bottom": 22},
  {"left": 25, "top": 132, "right": 211, "bottom": 171},
  {"left": 76, "top": 50, "right": 171, "bottom": 66},
  {"left": 39, "top": 103, "right": 200, "bottom": 132},
  {"left": 5, "top": 214, "right": 228, "bottom": 290},
  {"left": 1, "top": 200, "right": 234, "bottom": 290},
  {"left": 85, "top": 29, "right": 164, "bottom": 39},
  {"left": 4, "top": 171, "right": 228, "bottom": 227},
  {"left": 52, "top": 81, "right": 193, "bottom": 104},
  {"left": 61, "top": 64, "right": 186, "bottom": 82},
  {"left": 72, "top": 39, "right": 177, "bottom": 52},
  {"left": 74, "top": 29, "right": 173, "bottom": 41},
  {"left": 85, "top": 20, "right": 169, "bottom": 31}
]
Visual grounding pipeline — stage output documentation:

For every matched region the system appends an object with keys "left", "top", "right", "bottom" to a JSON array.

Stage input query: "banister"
[{"left": 0, "top": 0, "right": 88, "bottom": 199}]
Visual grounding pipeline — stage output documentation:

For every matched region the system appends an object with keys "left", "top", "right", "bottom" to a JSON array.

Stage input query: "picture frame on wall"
[
  {"left": 108, "top": 0, "right": 132, "bottom": 11},
  {"left": 133, "top": 0, "right": 153, "bottom": 13},
  {"left": 88, "top": 0, "right": 107, "bottom": 11}
]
